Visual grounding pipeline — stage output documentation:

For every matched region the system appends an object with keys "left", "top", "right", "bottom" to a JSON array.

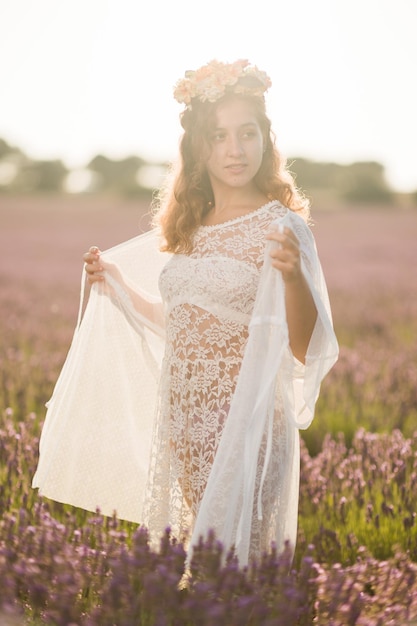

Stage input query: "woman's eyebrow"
[{"left": 213, "top": 122, "right": 258, "bottom": 131}]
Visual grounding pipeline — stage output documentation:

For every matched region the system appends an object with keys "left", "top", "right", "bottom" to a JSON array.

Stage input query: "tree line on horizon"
[{"left": 0, "top": 137, "right": 415, "bottom": 206}]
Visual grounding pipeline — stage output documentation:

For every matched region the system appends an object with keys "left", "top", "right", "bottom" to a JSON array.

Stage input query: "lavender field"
[{"left": 1, "top": 195, "right": 417, "bottom": 625}]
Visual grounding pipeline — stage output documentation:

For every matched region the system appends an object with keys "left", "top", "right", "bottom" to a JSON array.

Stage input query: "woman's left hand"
[{"left": 266, "top": 226, "right": 302, "bottom": 283}]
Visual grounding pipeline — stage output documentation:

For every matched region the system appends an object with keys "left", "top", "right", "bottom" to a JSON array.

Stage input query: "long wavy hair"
[{"left": 153, "top": 93, "right": 310, "bottom": 253}]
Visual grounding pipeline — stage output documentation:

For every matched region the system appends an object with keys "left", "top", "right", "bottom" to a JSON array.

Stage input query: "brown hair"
[{"left": 153, "top": 94, "right": 310, "bottom": 253}]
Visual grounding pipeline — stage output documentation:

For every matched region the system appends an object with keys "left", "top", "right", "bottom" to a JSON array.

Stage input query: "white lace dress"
[
  {"left": 144, "top": 201, "right": 287, "bottom": 551},
  {"left": 33, "top": 200, "right": 338, "bottom": 565}
]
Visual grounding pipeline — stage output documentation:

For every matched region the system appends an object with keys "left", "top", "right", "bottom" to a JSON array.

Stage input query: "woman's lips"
[{"left": 227, "top": 164, "right": 246, "bottom": 174}]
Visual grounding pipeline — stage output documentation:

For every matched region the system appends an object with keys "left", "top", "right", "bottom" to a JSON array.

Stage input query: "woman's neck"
[{"left": 211, "top": 187, "right": 268, "bottom": 215}]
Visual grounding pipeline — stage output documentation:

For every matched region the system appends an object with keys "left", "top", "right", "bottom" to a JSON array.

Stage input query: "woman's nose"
[{"left": 227, "top": 136, "right": 244, "bottom": 156}]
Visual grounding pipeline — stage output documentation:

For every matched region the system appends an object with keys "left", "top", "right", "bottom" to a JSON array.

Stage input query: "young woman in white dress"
[{"left": 34, "top": 60, "right": 338, "bottom": 564}]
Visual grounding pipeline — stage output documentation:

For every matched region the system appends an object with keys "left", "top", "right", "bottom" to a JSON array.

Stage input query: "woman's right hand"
[{"left": 83, "top": 246, "right": 104, "bottom": 284}]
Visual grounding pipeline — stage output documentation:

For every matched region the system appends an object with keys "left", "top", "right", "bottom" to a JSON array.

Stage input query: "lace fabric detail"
[{"left": 143, "top": 201, "right": 289, "bottom": 546}]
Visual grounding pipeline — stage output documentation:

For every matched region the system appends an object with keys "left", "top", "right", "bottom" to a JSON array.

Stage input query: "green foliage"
[
  {"left": 341, "top": 161, "right": 394, "bottom": 203},
  {"left": 18, "top": 159, "right": 68, "bottom": 192},
  {"left": 0, "top": 139, "right": 69, "bottom": 192},
  {"left": 0, "top": 137, "right": 23, "bottom": 159},
  {"left": 0, "top": 138, "right": 153, "bottom": 196},
  {"left": 290, "top": 157, "right": 395, "bottom": 204},
  {"left": 289, "top": 157, "right": 347, "bottom": 191},
  {"left": 88, "top": 154, "right": 148, "bottom": 196}
]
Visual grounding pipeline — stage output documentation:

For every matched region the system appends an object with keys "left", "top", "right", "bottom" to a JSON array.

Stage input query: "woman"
[{"left": 33, "top": 60, "right": 338, "bottom": 564}]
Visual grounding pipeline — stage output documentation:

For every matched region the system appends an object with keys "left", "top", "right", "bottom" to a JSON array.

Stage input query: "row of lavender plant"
[
  {"left": 3, "top": 406, "right": 416, "bottom": 566},
  {"left": 1, "top": 409, "right": 417, "bottom": 624},
  {"left": 298, "top": 428, "right": 417, "bottom": 564}
]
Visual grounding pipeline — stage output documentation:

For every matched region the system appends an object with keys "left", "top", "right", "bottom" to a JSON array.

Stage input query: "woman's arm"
[
  {"left": 265, "top": 228, "right": 317, "bottom": 363},
  {"left": 83, "top": 246, "right": 165, "bottom": 329}
]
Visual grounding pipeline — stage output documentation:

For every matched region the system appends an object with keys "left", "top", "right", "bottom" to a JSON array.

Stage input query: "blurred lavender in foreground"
[{"left": 1, "top": 412, "right": 417, "bottom": 624}]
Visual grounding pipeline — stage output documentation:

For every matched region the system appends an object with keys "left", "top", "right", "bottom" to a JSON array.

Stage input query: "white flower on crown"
[{"left": 173, "top": 59, "right": 272, "bottom": 108}]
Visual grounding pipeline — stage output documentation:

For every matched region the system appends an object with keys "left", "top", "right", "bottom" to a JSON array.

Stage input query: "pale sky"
[{"left": 1, "top": 0, "right": 416, "bottom": 191}]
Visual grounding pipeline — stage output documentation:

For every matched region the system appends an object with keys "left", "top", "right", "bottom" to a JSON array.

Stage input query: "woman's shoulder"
[
  {"left": 254, "top": 200, "right": 289, "bottom": 227},
  {"left": 264, "top": 200, "right": 288, "bottom": 219},
  {"left": 265, "top": 202, "right": 311, "bottom": 230},
  {"left": 264, "top": 203, "right": 315, "bottom": 249}
]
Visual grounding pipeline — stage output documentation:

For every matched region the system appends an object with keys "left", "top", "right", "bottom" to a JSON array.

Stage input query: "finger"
[
  {"left": 265, "top": 229, "right": 288, "bottom": 249},
  {"left": 83, "top": 246, "right": 101, "bottom": 263},
  {"left": 265, "top": 227, "right": 284, "bottom": 244},
  {"left": 280, "top": 228, "right": 299, "bottom": 251},
  {"left": 86, "top": 274, "right": 104, "bottom": 284},
  {"left": 84, "top": 257, "right": 103, "bottom": 273},
  {"left": 270, "top": 257, "right": 302, "bottom": 281},
  {"left": 282, "top": 227, "right": 298, "bottom": 242},
  {"left": 285, "top": 239, "right": 299, "bottom": 255},
  {"left": 270, "top": 251, "right": 298, "bottom": 266},
  {"left": 84, "top": 263, "right": 104, "bottom": 279},
  {"left": 269, "top": 241, "right": 301, "bottom": 271},
  {"left": 84, "top": 248, "right": 101, "bottom": 260},
  {"left": 85, "top": 264, "right": 103, "bottom": 275},
  {"left": 269, "top": 245, "right": 298, "bottom": 263},
  {"left": 267, "top": 226, "right": 299, "bottom": 247}
]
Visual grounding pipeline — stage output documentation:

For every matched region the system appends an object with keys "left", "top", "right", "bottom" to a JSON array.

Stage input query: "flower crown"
[{"left": 173, "top": 59, "right": 272, "bottom": 109}]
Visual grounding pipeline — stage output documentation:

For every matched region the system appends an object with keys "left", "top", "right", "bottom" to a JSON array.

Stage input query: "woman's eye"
[{"left": 212, "top": 132, "right": 226, "bottom": 141}]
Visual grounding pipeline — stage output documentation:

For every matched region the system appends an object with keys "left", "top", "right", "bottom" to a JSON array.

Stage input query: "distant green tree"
[
  {"left": 342, "top": 161, "right": 394, "bottom": 203},
  {"left": 0, "top": 138, "right": 68, "bottom": 193},
  {"left": 88, "top": 154, "right": 148, "bottom": 195},
  {"left": 0, "top": 137, "right": 22, "bottom": 158},
  {"left": 0, "top": 138, "right": 25, "bottom": 192},
  {"left": 13, "top": 159, "right": 68, "bottom": 192},
  {"left": 289, "top": 157, "right": 394, "bottom": 204},
  {"left": 289, "top": 157, "right": 346, "bottom": 192}
]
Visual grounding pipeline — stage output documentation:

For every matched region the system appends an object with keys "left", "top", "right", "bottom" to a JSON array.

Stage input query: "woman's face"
[{"left": 204, "top": 97, "right": 265, "bottom": 194}]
